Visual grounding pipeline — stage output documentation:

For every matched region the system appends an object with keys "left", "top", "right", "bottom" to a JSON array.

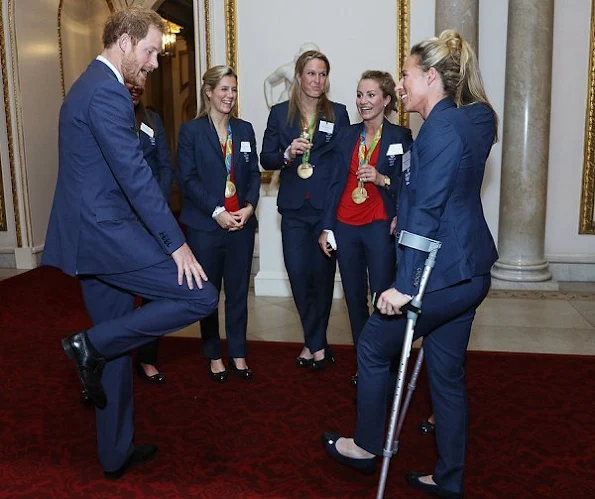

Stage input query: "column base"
[{"left": 490, "top": 260, "right": 558, "bottom": 290}]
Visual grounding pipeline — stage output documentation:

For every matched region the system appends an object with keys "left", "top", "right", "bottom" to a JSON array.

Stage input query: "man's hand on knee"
[{"left": 171, "top": 243, "right": 208, "bottom": 290}]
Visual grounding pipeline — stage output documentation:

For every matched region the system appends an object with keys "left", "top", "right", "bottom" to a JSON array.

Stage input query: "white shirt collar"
[{"left": 96, "top": 55, "right": 124, "bottom": 85}]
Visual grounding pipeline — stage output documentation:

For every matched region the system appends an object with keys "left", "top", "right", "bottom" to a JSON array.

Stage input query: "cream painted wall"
[
  {"left": 61, "top": 0, "right": 111, "bottom": 94},
  {"left": 13, "top": 0, "right": 63, "bottom": 249},
  {"left": 546, "top": 0, "right": 594, "bottom": 262},
  {"left": 236, "top": 0, "right": 400, "bottom": 150}
]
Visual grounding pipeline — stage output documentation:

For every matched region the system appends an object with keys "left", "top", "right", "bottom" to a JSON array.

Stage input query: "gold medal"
[
  {"left": 351, "top": 185, "right": 368, "bottom": 204},
  {"left": 225, "top": 180, "right": 237, "bottom": 198},
  {"left": 297, "top": 162, "right": 314, "bottom": 179}
]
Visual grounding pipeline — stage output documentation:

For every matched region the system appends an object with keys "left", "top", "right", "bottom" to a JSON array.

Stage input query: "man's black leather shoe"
[
  {"left": 406, "top": 472, "right": 463, "bottom": 498},
  {"left": 104, "top": 444, "right": 158, "bottom": 480},
  {"left": 62, "top": 331, "right": 107, "bottom": 409}
]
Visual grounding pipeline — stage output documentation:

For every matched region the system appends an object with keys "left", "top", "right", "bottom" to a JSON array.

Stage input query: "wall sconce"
[{"left": 161, "top": 20, "right": 182, "bottom": 57}]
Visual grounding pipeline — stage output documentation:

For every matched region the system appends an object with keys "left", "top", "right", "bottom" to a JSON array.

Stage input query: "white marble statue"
[{"left": 263, "top": 42, "right": 320, "bottom": 109}]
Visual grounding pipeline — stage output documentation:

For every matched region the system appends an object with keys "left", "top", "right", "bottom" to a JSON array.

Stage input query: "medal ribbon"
[
  {"left": 301, "top": 114, "right": 317, "bottom": 164},
  {"left": 358, "top": 123, "right": 383, "bottom": 166},
  {"left": 224, "top": 121, "right": 233, "bottom": 182}
]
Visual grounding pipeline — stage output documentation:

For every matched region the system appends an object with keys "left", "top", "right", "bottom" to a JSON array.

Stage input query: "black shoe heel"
[
  {"left": 229, "top": 358, "right": 253, "bottom": 379},
  {"left": 136, "top": 363, "right": 166, "bottom": 384},
  {"left": 419, "top": 420, "right": 435, "bottom": 435},
  {"left": 209, "top": 360, "right": 228, "bottom": 383},
  {"left": 62, "top": 337, "right": 75, "bottom": 360}
]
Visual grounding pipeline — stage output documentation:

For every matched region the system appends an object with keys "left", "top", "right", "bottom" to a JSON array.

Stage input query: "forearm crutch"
[{"left": 376, "top": 230, "right": 441, "bottom": 499}]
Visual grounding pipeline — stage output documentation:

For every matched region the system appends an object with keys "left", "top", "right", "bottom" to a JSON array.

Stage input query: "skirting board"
[{"left": 254, "top": 270, "right": 344, "bottom": 298}]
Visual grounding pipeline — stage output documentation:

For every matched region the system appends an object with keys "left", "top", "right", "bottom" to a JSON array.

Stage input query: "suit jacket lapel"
[
  {"left": 376, "top": 119, "right": 392, "bottom": 173},
  {"left": 203, "top": 118, "right": 227, "bottom": 172},
  {"left": 231, "top": 119, "right": 241, "bottom": 172}
]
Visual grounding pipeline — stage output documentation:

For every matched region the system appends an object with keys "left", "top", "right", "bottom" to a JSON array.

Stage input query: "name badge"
[
  {"left": 140, "top": 122, "right": 154, "bottom": 138},
  {"left": 402, "top": 151, "right": 411, "bottom": 185},
  {"left": 319, "top": 120, "right": 334, "bottom": 134},
  {"left": 402, "top": 151, "right": 411, "bottom": 172},
  {"left": 387, "top": 143, "right": 404, "bottom": 156},
  {"left": 140, "top": 123, "right": 155, "bottom": 138},
  {"left": 240, "top": 141, "right": 251, "bottom": 153}
]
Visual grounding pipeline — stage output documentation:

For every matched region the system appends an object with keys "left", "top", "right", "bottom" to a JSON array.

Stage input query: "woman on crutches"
[{"left": 322, "top": 29, "right": 498, "bottom": 499}]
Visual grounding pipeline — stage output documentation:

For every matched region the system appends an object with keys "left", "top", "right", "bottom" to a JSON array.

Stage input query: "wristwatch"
[{"left": 383, "top": 175, "right": 391, "bottom": 189}]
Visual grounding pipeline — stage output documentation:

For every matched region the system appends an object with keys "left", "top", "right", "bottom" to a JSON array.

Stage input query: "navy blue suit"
[
  {"left": 137, "top": 109, "right": 174, "bottom": 366},
  {"left": 261, "top": 101, "right": 350, "bottom": 353},
  {"left": 323, "top": 121, "right": 412, "bottom": 349},
  {"left": 354, "top": 99, "right": 498, "bottom": 496},
  {"left": 178, "top": 115, "right": 260, "bottom": 360},
  {"left": 42, "top": 59, "right": 218, "bottom": 473},
  {"left": 140, "top": 110, "right": 173, "bottom": 200}
]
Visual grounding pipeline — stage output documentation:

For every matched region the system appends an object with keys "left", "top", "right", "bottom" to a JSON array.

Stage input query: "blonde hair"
[
  {"left": 359, "top": 70, "right": 398, "bottom": 117},
  {"left": 197, "top": 65, "right": 238, "bottom": 118},
  {"left": 411, "top": 29, "right": 498, "bottom": 140},
  {"left": 287, "top": 50, "right": 335, "bottom": 126}
]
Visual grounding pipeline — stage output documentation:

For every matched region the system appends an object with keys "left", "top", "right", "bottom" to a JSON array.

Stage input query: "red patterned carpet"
[{"left": 1, "top": 266, "right": 595, "bottom": 498}]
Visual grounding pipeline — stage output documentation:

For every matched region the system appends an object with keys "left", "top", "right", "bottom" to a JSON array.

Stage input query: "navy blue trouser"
[
  {"left": 280, "top": 204, "right": 336, "bottom": 353},
  {"left": 354, "top": 274, "right": 491, "bottom": 496},
  {"left": 186, "top": 218, "right": 256, "bottom": 360},
  {"left": 79, "top": 258, "right": 218, "bottom": 472},
  {"left": 335, "top": 219, "right": 395, "bottom": 348}
]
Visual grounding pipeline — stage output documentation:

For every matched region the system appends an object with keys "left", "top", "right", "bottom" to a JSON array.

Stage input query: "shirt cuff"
[
  {"left": 212, "top": 206, "right": 226, "bottom": 219},
  {"left": 323, "top": 229, "right": 337, "bottom": 250}
]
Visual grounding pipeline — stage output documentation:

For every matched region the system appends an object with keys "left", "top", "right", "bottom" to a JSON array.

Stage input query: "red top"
[
  {"left": 221, "top": 143, "right": 240, "bottom": 212},
  {"left": 336, "top": 139, "right": 388, "bottom": 226}
]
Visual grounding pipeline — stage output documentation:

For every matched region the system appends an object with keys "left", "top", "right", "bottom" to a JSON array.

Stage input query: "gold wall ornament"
[
  {"left": 396, "top": 0, "right": 410, "bottom": 128},
  {"left": 0, "top": 3, "right": 7, "bottom": 231},
  {"left": 204, "top": 0, "right": 212, "bottom": 69},
  {"left": 224, "top": 0, "right": 237, "bottom": 71},
  {"left": 224, "top": 0, "right": 238, "bottom": 115},
  {"left": 580, "top": 0, "right": 595, "bottom": 234},
  {"left": 1, "top": 0, "right": 21, "bottom": 244}
]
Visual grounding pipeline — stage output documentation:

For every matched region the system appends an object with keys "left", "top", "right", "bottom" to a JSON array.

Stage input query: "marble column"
[
  {"left": 490, "top": 0, "right": 556, "bottom": 288},
  {"left": 435, "top": 0, "right": 478, "bottom": 52}
]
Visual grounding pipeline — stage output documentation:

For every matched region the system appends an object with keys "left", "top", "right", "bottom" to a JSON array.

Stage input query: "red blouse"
[
  {"left": 336, "top": 140, "right": 388, "bottom": 226},
  {"left": 221, "top": 143, "right": 240, "bottom": 212}
]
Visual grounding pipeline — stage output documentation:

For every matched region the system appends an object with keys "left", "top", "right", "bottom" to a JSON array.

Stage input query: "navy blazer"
[
  {"left": 139, "top": 110, "right": 173, "bottom": 199},
  {"left": 395, "top": 98, "right": 498, "bottom": 295},
  {"left": 177, "top": 115, "right": 261, "bottom": 232},
  {"left": 43, "top": 59, "right": 184, "bottom": 276},
  {"left": 260, "top": 100, "right": 350, "bottom": 212},
  {"left": 322, "top": 119, "right": 413, "bottom": 230}
]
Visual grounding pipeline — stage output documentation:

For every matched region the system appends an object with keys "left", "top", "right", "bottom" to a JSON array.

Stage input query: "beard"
[{"left": 121, "top": 53, "right": 146, "bottom": 87}]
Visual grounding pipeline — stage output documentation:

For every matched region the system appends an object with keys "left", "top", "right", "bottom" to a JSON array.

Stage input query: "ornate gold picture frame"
[{"left": 580, "top": 0, "right": 595, "bottom": 234}]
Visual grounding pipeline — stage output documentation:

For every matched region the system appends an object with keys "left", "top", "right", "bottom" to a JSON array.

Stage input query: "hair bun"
[{"left": 439, "top": 29, "right": 463, "bottom": 58}]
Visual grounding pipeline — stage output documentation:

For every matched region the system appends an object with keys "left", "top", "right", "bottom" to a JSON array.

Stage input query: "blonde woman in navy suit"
[
  {"left": 323, "top": 30, "right": 498, "bottom": 498},
  {"left": 178, "top": 65, "right": 260, "bottom": 381},
  {"left": 319, "top": 71, "right": 412, "bottom": 385},
  {"left": 261, "top": 50, "right": 350, "bottom": 370}
]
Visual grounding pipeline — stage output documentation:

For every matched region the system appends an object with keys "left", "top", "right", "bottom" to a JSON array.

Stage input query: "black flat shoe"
[
  {"left": 419, "top": 419, "right": 436, "bottom": 435},
  {"left": 80, "top": 389, "right": 93, "bottom": 405},
  {"left": 104, "top": 444, "right": 158, "bottom": 480},
  {"left": 310, "top": 347, "right": 337, "bottom": 372},
  {"left": 229, "top": 358, "right": 253, "bottom": 379},
  {"left": 209, "top": 361, "right": 228, "bottom": 383},
  {"left": 322, "top": 432, "right": 376, "bottom": 475},
  {"left": 136, "top": 363, "right": 166, "bottom": 384},
  {"left": 406, "top": 472, "right": 463, "bottom": 498},
  {"left": 62, "top": 330, "right": 106, "bottom": 409},
  {"left": 296, "top": 356, "right": 314, "bottom": 368}
]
